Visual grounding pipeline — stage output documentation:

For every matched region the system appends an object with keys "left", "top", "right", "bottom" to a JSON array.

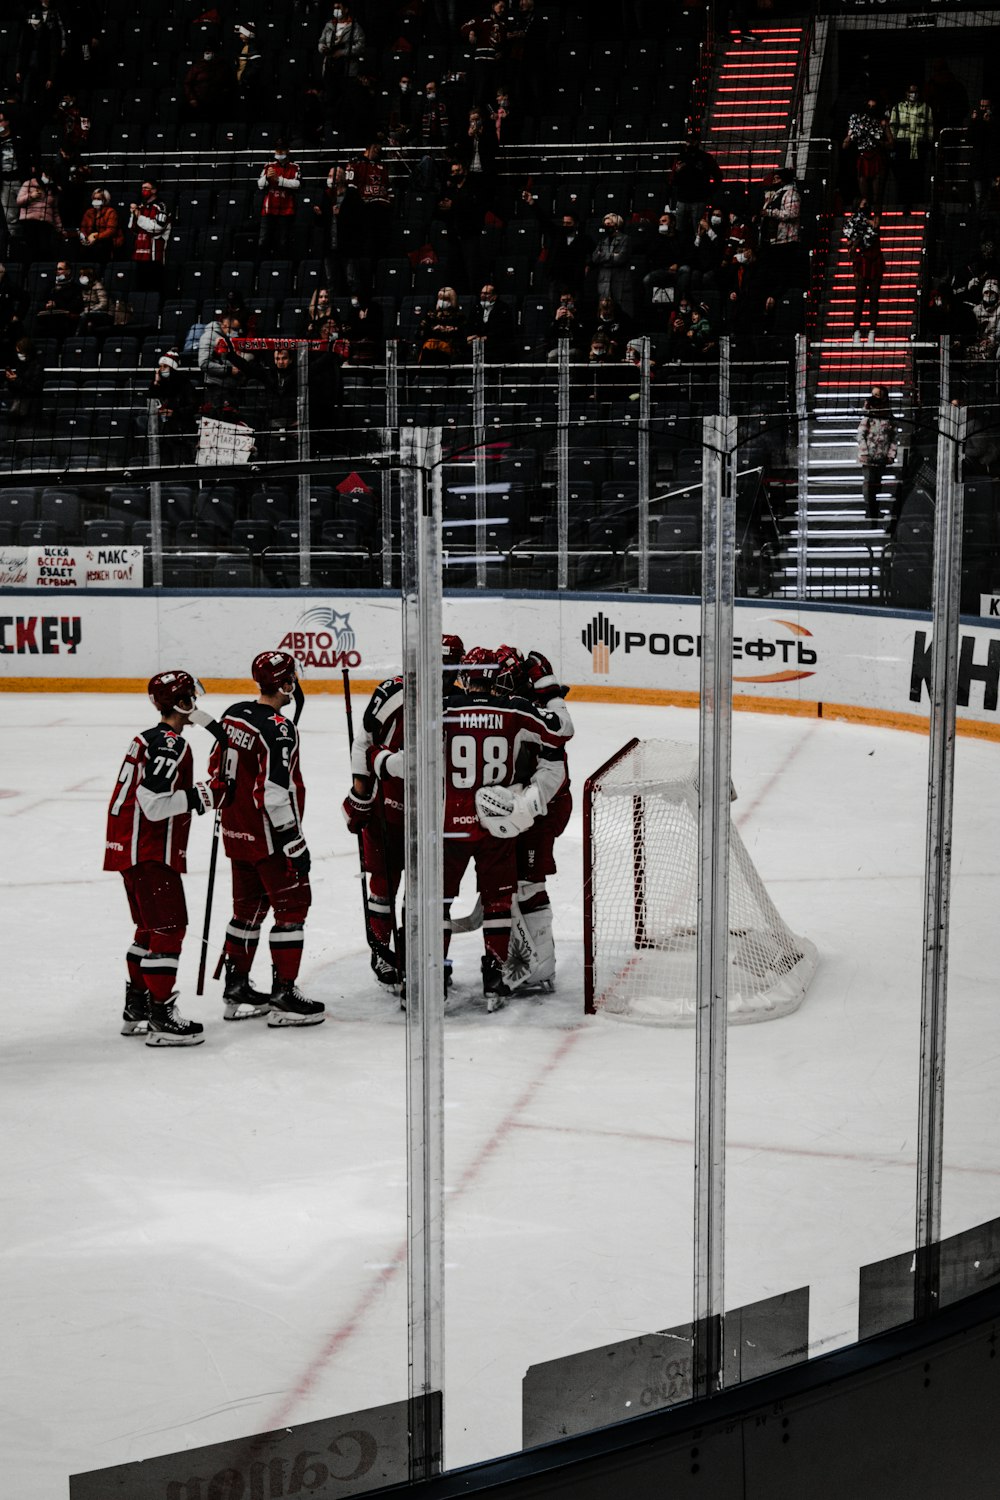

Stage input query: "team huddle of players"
[
  {"left": 103, "top": 639, "right": 572, "bottom": 1046},
  {"left": 343, "top": 636, "right": 574, "bottom": 1010}
]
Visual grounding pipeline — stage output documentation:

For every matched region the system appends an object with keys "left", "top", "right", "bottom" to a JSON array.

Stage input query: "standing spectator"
[
  {"left": 690, "top": 208, "right": 727, "bottom": 291},
  {"left": 720, "top": 242, "right": 773, "bottom": 344},
  {"left": 231, "top": 19, "right": 265, "bottom": 119},
  {"left": 889, "top": 83, "right": 934, "bottom": 217},
  {"left": 416, "top": 284, "right": 466, "bottom": 364},
  {"left": 76, "top": 263, "right": 111, "bottom": 334},
  {"left": 55, "top": 91, "right": 90, "bottom": 155},
  {"left": 969, "top": 98, "right": 999, "bottom": 215},
  {"left": 183, "top": 42, "right": 231, "bottom": 120},
  {"left": 386, "top": 73, "right": 418, "bottom": 143},
  {"left": 668, "top": 140, "right": 723, "bottom": 238},
  {"left": 487, "top": 84, "right": 517, "bottom": 146},
  {"left": 461, "top": 1, "right": 509, "bottom": 108},
  {"left": 591, "top": 212, "right": 633, "bottom": 315},
  {"left": 15, "top": 11, "right": 57, "bottom": 121},
  {"left": 148, "top": 347, "right": 198, "bottom": 465},
  {"left": 33, "top": 256, "right": 82, "bottom": 340},
  {"left": 843, "top": 97, "right": 893, "bottom": 211},
  {"left": 524, "top": 191, "right": 593, "bottom": 299},
  {"left": 0, "top": 262, "right": 25, "bottom": 359},
  {"left": 314, "top": 164, "right": 367, "bottom": 294},
  {"left": 77, "top": 186, "right": 123, "bottom": 263},
  {"left": 418, "top": 80, "right": 452, "bottom": 149},
  {"left": 465, "top": 282, "right": 516, "bottom": 360},
  {"left": 250, "top": 346, "right": 301, "bottom": 460},
  {"left": 102, "top": 670, "right": 224, "bottom": 1046},
  {"left": 433, "top": 159, "right": 484, "bottom": 290},
  {"left": 856, "top": 385, "right": 897, "bottom": 523},
  {"left": 318, "top": 1, "right": 366, "bottom": 121},
  {"left": 925, "top": 58, "right": 967, "bottom": 134},
  {"left": 16, "top": 164, "right": 63, "bottom": 263},
  {"left": 845, "top": 201, "right": 885, "bottom": 346},
  {"left": 0, "top": 110, "right": 26, "bottom": 259},
  {"left": 760, "top": 167, "right": 805, "bottom": 290},
  {"left": 2, "top": 335, "right": 44, "bottom": 422},
  {"left": 127, "top": 178, "right": 171, "bottom": 291},
  {"left": 256, "top": 140, "right": 300, "bottom": 258},
  {"left": 346, "top": 141, "right": 394, "bottom": 267},
  {"left": 208, "top": 651, "right": 325, "bottom": 1027},
  {"left": 457, "top": 106, "right": 499, "bottom": 208},
  {"left": 51, "top": 144, "right": 91, "bottom": 233}
]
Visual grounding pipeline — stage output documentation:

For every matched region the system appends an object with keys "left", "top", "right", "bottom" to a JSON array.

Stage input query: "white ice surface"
[{"left": 1, "top": 693, "right": 999, "bottom": 1495}]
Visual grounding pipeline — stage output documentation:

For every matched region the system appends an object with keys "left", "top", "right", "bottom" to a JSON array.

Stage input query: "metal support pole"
[
  {"left": 146, "top": 402, "right": 164, "bottom": 588},
  {"left": 472, "top": 338, "right": 487, "bottom": 588},
  {"left": 693, "top": 409, "right": 738, "bottom": 1400},
  {"left": 383, "top": 340, "right": 399, "bottom": 589},
  {"left": 938, "top": 333, "right": 949, "bottom": 410},
  {"left": 399, "top": 426, "right": 445, "bottom": 1480},
  {"left": 638, "top": 335, "right": 652, "bottom": 592},
  {"left": 795, "top": 333, "right": 809, "bottom": 600},
  {"left": 295, "top": 343, "right": 311, "bottom": 588},
  {"left": 556, "top": 340, "right": 570, "bottom": 591},
  {"left": 914, "top": 400, "right": 966, "bottom": 1321}
]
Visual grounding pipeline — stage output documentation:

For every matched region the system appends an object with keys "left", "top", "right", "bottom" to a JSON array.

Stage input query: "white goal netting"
[{"left": 584, "top": 739, "right": 817, "bottom": 1026}]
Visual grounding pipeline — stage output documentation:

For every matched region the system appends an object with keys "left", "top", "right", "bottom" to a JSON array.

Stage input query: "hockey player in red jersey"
[
  {"left": 494, "top": 645, "right": 574, "bottom": 991},
  {"left": 104, "top": 669, "right": 228, "bottom": 1046},
  {"left": 208, "top": 650, "right": 325, "bottom": 1027},
  {"left": 342, "top": 634, "right": 465, "bottom": 992},
  {"left": 373, "top": 645, "right": 566, "bottom": 1009}
]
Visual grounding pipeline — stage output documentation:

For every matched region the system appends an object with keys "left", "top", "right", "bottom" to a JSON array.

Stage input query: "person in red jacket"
[
  {"left": 104, "top": 670, "right": 228, "bottom": 1046},
  {"left": 256, "top": 140, "right": 300, "bottom": 257},
  {"left": 127, "top": 177, "right": 171, "bottom": 290},
  {"left": 78, "top": 187, "right": 123, "bottom": 263}
]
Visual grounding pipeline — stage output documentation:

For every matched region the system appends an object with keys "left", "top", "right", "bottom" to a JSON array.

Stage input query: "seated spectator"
[
  {"left": 665, "top": 294, "right": 696, "bottom": 360},
  {"left": 642, "top": 210, "right": 692, "bottom": 308},
  {"left": 76, "top": 264, "right": 111, "bottom": 334},
  {"left": 77, "top": 187, "right": 123, "bottom": 263},
  {"left": 16, "top": 165, "right": 63, "bottom": 265},
  {"left": 417, "top": 285, "right": 465, "bottom": 364},
  {"left": 465, "top": 282, "right": 516, "bottom": 360},
  {"left": 691, "top": 208, "right": 727, "bottom": 290},
  {"left": 923, "top": 287, "right": 977, "bottom": 348},
  {"left": 343, "top": 291, "right": 383, "bottom": 365},
  {"left": 2, "top": 335, "right": 44, "bottom": 423},
  {"left": 591, "top": 213, "right": 633, "bottom": 316},
  {"left": 541, "top": 289, "right": 586, "bottom": 361},
  {"left": 307, "top": 286, "right": 339, "bottom": 340},
  {"left": 968, "top": 276, "right": 1000, "bottom": 361},
  {"left": 586, "top": 294, "right": 634, "bottom": 361},
  {"left": 148, "top": 347, "right": 198, "bottom": 464},
  {"left": 198, "top": 311, "right": 247, "bottom": 412},
  {"left": 685, "top": 305, "right": 718, "bottom": 361},
  {"left": 0, "top": 262, "right": 26, "bottom": 358},
  {"left": 34, "top": 257, "right": 82, "bottom": 340},
  {"left": 969, "top": 99, "right": 999, "bottom": 214}
]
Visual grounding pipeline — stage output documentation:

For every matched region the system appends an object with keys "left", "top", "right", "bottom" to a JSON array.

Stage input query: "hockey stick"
[
  {"left": 448, "top": 894, "right": 483, "bottom": 933},
  {"left": 197, "top": 809, "right": 221, "bottom": 996},
  {"left": 343, "top": 667, "right": 401, "bottom": 975}
]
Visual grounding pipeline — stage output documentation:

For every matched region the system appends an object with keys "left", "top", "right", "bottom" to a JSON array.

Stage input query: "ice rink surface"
[{"left": 2, "top": 691, "right": 999, "bottom": 1495}]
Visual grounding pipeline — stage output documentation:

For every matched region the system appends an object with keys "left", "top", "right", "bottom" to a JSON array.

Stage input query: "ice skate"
[
  {"left": 482, "top": 954, "right": 510, "bottom": 1013},
  {"left": 121, "top": 982, "right": 149, "bottom": 1036},
  {"left": 145, "top": 994, "right": 205, "bottom": 1046},
  {"left": 268, "top": 973, "right": 325, "bottom": 1027},
  {"left": 222, "top": 959, "right": 271, "bottom": 1021},
  {"left": 370, "top": 947, "right": 401, "bottom": 991}
]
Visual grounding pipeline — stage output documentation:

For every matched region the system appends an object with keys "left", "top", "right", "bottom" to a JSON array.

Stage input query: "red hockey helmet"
[
  {"left": 442, "top": 633, "right": 465, "bottom": 669},
  {"left": 147, "top": 669, "right": 202, "bottom": 715},
  {"left": 457, "top": 645, "right": 498, "bottom": 692},
  {"left": 494, "top": 643, "right": 525, "bottom": 695},
  {"left": 251, "top": 649, "right": 298, "bottom": 695}
]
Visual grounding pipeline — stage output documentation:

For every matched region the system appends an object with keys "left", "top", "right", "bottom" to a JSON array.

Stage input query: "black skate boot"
[
  {"left": 481, "top": 954, "right": 510, "bottom": 1013},
  {"left": 121, "top": 982, "right": 149, "bottom": 1036},
  {"left": 145, "top": 994, "right": 205, "bottom": 1047},
  {"left": 222, "top": 959, "right": 271, "bottom": 1021},
  {"left": 269, "top": 972, "right": 325, "bottom": 1027},
  {"left": 370, "top": 946, "right": 401, "bottom": 991}
]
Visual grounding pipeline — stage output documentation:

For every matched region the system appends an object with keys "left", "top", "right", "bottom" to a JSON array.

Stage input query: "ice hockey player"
[
  {"left": 342, "top": 633, "right": 465, "bottom": 993},
  {"left": 208, "top": 650, "right": 325, "bottom": 1027},
  {"left": 494, "top": 645, "right": 574, "bottom": 991},
  {"left": 372, "top": 645, "right": 566, "bottom": 1010},
  {"left": 104, "top": 669, "right": 228, "bottom": 1046}
]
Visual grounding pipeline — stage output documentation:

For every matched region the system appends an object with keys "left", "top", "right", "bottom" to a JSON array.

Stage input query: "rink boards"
[{"left": 2, "top": 589, "right": 1000, "bottom": 739}]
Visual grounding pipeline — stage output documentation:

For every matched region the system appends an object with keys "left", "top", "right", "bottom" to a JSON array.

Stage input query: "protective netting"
[{"left": 585, "top": 740, "right": 817, "bottom": 1025}]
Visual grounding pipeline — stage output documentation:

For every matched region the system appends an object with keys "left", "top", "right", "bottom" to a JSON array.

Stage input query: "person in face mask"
[
  {"left": 317, "top": 2, "right": 366, "bottom": 123},
  {"left": 643, "top": 209, "right": 692, "bottom": 310},
  {"left": 35, "top": 258, "right": 83, "bottom": 340},
  {"left": 231, "top": 20, "right": 265, "bottom": 119},
  {"left": 183, "top": 42, "right": 232, "bottom": 120},
  {"left": 418, "top": 80, "right": 451, "bottom": 149},
  {"left": 76, "top": 262, "right": 111, "bottom": 335},
  {"left": 314, "top": 164, "right": 367, "bottom": 296},
  {"left": 16, "top": 163, "right": 64, "bottom": 265},
  {"left": 417, "top": 285, "right": 465, "bottom": 365},
  {"left": 466, "top": 282, "right": 515, "bottom": 361},
  {"left": 256, "top": 140, "right": 301, "bottom": 257},
  {"left": 857, "top": 385, "right": 898, "bottom": 524},
  {"left": 844, "top": 96, "right": 892, "bottom": 210},
  {"left": 970, "top": 276, "right": 1000, "bottom": 361},
  {"left": 78, "top": 186, "right": 124, "bottom": 263},
  {"left": 127, "top": 179, "right": 171, "bottom": 291},
  {"left": 889, "top": 82, "right": 934, "bottom": 217}
]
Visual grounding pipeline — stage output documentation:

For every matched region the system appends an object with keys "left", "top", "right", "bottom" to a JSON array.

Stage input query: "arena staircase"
[
  {"left": 775, "top": 210, "right": 928, "bottom": 600},
  {"left": 703, "top": 24, "right": 808, "bottom": 184}
]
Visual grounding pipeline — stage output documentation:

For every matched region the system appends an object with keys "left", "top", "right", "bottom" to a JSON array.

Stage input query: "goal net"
[{"left": 583, "top": 738, "right": 817, "bottom": 1025}]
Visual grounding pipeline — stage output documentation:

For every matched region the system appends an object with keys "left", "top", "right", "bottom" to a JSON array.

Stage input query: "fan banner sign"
[
  {"left": 0, "top": 544, "right": 143, "bottom": 590},
  {"left": 1, "top": 591, "right": 998, "bottom": 728}
]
